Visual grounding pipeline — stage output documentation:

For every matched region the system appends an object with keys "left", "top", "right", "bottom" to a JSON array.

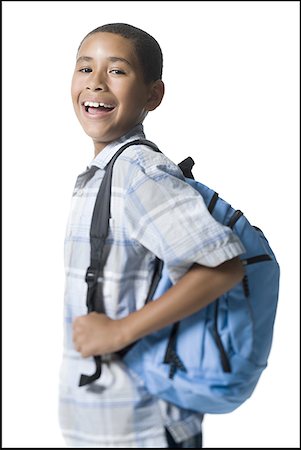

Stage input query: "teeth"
[{"left": 84, "top": 101, "right": 114, "bottom": 108}]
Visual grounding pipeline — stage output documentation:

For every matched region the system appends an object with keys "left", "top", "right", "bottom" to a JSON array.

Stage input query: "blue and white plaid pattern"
[{"left": 59, "top": 124, "right": 245, "bottom": 447}]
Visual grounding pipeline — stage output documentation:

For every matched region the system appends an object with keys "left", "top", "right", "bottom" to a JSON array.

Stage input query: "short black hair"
[{"left": 78, "top": 23, "right": 163, "bottom": 84}]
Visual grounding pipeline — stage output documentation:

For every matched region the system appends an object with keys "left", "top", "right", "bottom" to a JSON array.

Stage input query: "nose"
[{"left": 86, "top": 72, "right": 107, "bottom": 91}]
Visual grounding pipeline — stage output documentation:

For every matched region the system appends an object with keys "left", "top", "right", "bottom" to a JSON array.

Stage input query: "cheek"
[
  {"left": 116, "top": 79, "right": 147, "bottom": 102},
  {"left": 71, "top": 77, "right": 82, "bottom": 103},
  {"left": 119, "top": 87, "right": 148, "bottom": 112}
]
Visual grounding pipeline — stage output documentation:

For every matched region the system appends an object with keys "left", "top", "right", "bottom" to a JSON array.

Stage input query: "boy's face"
[{"left": 71, "top": 32, "right": 163, "bottom": 155}]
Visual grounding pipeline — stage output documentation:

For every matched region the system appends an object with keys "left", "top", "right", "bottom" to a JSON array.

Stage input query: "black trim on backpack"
[
  {"left": 228, "top": 210, "right": 244, "bottom": 229},
  {"left": 242, "top": 275, "right": 250, "bottom": 298},
  {"left": 242, "top": 254, "right": 272, "bottom": 265},
  {"left": 163, "top": 322, "right": 187, "bottom": 379},
  {"left": 145, "top": 258, "right": 164, "bottom": 304},
  {"left": 208, "top": 192, "right": 219, "bottom": 214},
  {"left": 253, "top": 225, "right": 263, "bottom": 233},
  {"left": 178, "top": 157, "right": 195, "bottom": 180},
  {"left": 213, "top": 299, "right": 232, "bottom": 373}
]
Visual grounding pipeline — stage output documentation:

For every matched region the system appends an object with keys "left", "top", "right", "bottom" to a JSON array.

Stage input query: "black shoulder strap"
[
  {"left": 79, "top": 138, "right": 160, "bottom": 387},
  {"left": 92, "top": 139, "right": 159, "bottom": 265},
  {"left": 86, "top": 139, "right": 161, "bottom": 312}
]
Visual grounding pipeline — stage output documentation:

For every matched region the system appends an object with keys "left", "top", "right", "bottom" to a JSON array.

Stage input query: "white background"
[{"left": 2, "top": 1, "right": 300, "bottom": 448}]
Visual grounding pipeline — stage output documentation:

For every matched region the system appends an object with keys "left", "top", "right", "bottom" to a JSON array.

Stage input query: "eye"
[
  {"left": 109, "top": 69, "right": 126, "bottom": 75},
  {"left": 78, "top": 67, "right": 92, "bottom": 73}
]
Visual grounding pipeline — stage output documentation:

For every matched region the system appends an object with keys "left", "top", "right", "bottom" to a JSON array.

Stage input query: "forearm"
[
  {"left": 120, "top": 256, "right": 244, "bottom": 347},
  {"left": 73, "top": 257, "right": 244, "bottom": 357}
]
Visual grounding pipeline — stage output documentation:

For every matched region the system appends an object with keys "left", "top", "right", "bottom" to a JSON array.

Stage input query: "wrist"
[{"left": 115, "top": 315, "right": 136, "bottom": 351}]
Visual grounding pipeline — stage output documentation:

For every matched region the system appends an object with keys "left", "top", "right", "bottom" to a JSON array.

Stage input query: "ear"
[{"left": 146, "top": 80, "right": 165, "bottom": 111}]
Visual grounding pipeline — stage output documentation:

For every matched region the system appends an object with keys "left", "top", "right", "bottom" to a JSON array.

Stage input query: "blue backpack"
[{"left": 80, "top": 139, "right": 280, "bottom": 415}]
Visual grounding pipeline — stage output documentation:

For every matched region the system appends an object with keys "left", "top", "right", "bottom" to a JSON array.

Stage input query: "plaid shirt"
[{"left": 59, "top": 124, "right": 245, "bottom": 447}]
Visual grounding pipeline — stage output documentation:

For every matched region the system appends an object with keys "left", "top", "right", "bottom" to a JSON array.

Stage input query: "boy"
[{"left": 59, "top": 23, "right": 245, "bottom": 448}]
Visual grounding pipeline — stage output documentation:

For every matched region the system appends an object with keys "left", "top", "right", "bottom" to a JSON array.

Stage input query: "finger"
[
  {"left": 72, "top": 330, "right": 82, "bottom": 347},
  {"left": 73, "top": 341, "right": 81, "bottom": 352},
  {"left": 73, "top": 315, "right": 85, "bottom": 329},
  {"left": 73, "top": 335, "right": 83, "bottom": 353}
]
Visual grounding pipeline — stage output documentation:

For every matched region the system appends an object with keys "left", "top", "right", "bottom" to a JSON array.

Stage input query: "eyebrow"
[
  {"left": 76, "top": 55, "right": 132, "bottom": 66},
  {"left": 76, "top": 56, "right": 93, "bottom": 64}
]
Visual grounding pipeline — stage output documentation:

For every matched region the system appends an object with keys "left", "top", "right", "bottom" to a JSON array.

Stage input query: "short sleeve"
[{"left": 124, "top": 153, "right": 245, "bottom": 283}]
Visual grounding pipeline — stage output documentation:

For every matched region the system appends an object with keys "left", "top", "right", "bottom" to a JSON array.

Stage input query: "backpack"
[{"left": 79, "top": 139, "right": 280, "bottom": 414}]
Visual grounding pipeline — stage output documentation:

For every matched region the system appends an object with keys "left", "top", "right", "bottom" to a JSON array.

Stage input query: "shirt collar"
[{"left": 88, "top": 123, "right": 146, "bottom": 170}]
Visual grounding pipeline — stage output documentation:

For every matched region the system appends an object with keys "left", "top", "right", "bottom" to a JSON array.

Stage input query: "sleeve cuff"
[{"left": 168, "top": 239, "right": 246, "bottom": 284}]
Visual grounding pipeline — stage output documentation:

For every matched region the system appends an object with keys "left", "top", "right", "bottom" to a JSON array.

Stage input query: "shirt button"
[{"left": 77, "top": 189, "right": 83, "bottom": 197}]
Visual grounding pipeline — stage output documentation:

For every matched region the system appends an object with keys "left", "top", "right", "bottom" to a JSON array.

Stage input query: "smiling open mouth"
[{"left": 83, "top": 101, "right": 116, "bottom": 114}]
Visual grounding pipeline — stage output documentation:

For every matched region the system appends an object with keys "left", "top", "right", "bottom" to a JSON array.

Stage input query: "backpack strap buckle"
[{"left": 85, "top": 266, "right": 98, "bottom": 286}]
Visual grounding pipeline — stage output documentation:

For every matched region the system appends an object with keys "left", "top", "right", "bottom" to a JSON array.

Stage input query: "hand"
[{"left": 72, "top": 312, "right": 123, "bottom": 358}]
